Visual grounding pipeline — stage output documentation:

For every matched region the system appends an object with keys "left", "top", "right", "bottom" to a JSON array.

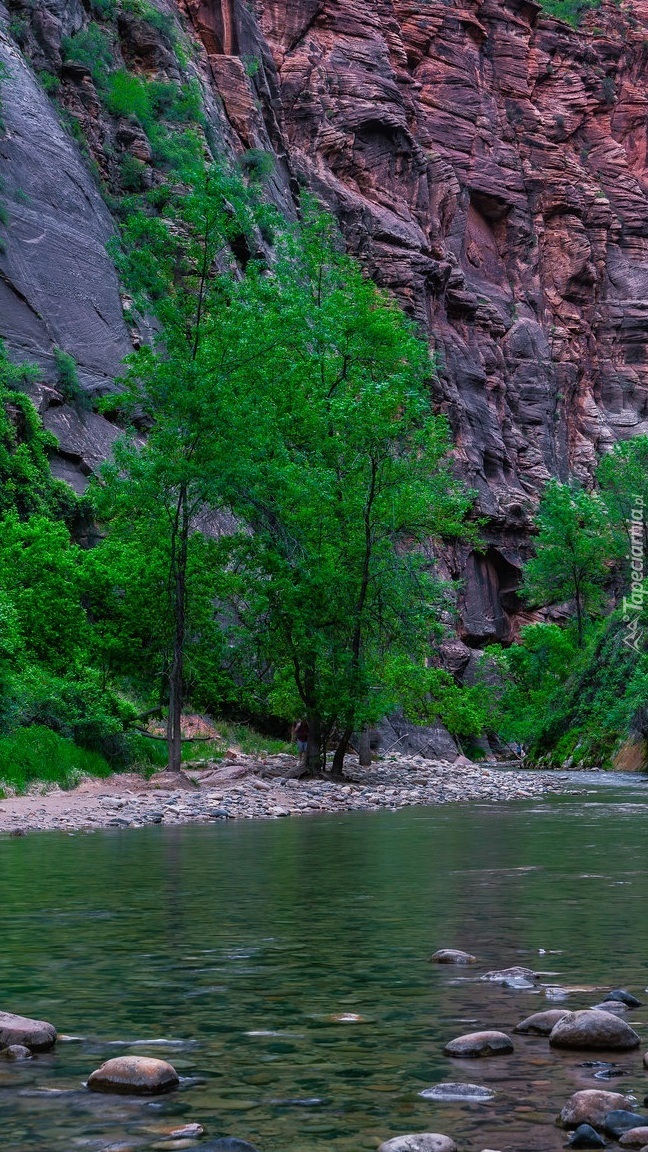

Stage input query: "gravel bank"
[{"left": 0, "top": 753, "right": 574, "bottom": 835}]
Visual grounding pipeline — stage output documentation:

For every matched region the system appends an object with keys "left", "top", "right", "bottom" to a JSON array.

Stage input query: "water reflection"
[{"left": 1, "top": 782, "right": 648, "bottom": 1151}]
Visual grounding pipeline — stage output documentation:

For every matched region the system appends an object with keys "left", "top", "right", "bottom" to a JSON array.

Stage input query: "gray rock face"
[
  {"left": 378, "top": 1136, "right": 457, "bottom": 1152},
  {"left": 0, "top": 13, "right": 131, "bottom": 391},
  {"left": 514, "top": 1009, "right": 570, "bottom": 1036},
  {"left": 376, "top": 714, "right": 457, "bottom": 762},
  {"left": 0, "top": 1010, "right": 57, "bottom": 1051},
  {"left": 568, "top": 1125, "right": 607, "bottom": 1149},
  {"left": 560, "top": 1089, "right": 633, "bottom": 1130},
  {"left": 604, "top": 1112, "right": 648, "bottom": 1139},
  {"left": 87, "top": 1055, "right": 179, "bottom": 1095},
  {"left": 550, "top": 1010, "right": 641, "bottom": 1052},
  {"left": 443, "top": 1030, "right": 514, "bottom": 1058}
]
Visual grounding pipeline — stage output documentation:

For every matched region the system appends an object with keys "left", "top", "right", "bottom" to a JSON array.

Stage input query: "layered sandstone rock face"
[
  {"left": 187, "top": 0, "right": 648, "bottom": 641},
  {"left": 3, "top": 0, "right": 648, "bottom": 641}
]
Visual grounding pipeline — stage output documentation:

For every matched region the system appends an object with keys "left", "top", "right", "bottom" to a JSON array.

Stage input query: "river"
[{"left": 1, "top": 772, "right": 647, "bottom": 1152}]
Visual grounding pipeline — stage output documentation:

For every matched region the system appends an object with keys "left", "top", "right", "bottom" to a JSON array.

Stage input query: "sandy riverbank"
[{"left": 0, "top": 752, "right": 576, "bottom": 835}]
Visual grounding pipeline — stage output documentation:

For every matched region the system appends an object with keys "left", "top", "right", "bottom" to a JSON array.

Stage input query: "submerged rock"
[
  {"left": 549, "top": 1011, "right": 641, "bottom": 1051},
  {"left": 199, "top": 1142, "right": 261, "bottom": 1152},
  {"left": 87, "top": 1056, "right": 179, "bottom": 1095},
  {"left": 560, "top": 1089, "right": 632, "bottom": 1129},
  {"left": 619, "top": 1129, "right": 648, "bottom": 1147},
  {"left": 419, "top": 1083, "right": 494, "bottom": 1101},
  {"left": 0, "top": 1011, "right": 57, "bottom": 1052},
  {"left": 603, "top": 1111, "right": 648, "bottom": 1138},
  {"left": 443, "top": 1031, "right": 513, "bottom": 1058},
  {"left": 429, "top": 949, "right": 477, "bottom": 965},
  {"left": 591, "top": 1001, "right": 627, "bottom": 1016},
  {"left": 378, "top": 1135, "right": 457, "bottom": 1152},
  {"left": 567, "top": 1124, "right": 607, "bottom": 1148},
  {"left": 605, "top": 990, "right": 642, "bottom": 1009},
  {"left": 480, "top": 966, "right": 536, "bottom": 986},
  {"left": 514, "top": 1009, "right": 570, "bottom": 1035},
  {"left": 0, "top": 1044, "right": 33, "bottom": 1061}
]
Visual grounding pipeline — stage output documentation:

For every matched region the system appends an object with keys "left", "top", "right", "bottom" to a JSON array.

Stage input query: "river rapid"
[{"left": 1, "top": 771, "right": 647, "bottom": 1152}]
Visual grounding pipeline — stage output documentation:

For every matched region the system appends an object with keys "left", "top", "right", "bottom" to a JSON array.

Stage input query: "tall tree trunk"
[
  {"left": 168, "top": 485, "right": 189, "bottom": 773},
  {"left": 358, "top": 728, "right": 372, "bottom": 766},
  {"left": 331, "top": 725, "right": 353, "bottom": 776},
  {"left": 305, "top": 711, "right": 324, "bottom": 776}
]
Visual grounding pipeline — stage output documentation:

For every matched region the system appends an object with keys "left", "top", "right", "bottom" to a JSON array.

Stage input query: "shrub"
[
  {"left": 53, "top": 347, "right": 91, "bottom": 410},
  {"left": 61, "top": 23, "right": 115, "bottom": 86},
  {"left": 0, "top": 725, "right": 111, "bottom": 793}
]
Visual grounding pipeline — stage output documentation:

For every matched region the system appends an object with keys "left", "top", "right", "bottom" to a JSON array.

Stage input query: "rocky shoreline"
[{"left": 0, "top": 753, "right": 574, "bottom": 835}]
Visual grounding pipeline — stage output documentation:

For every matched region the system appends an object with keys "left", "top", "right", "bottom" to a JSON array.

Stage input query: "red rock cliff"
[{"left": 180, "top": 0, "right": 648, "bottom": 642}]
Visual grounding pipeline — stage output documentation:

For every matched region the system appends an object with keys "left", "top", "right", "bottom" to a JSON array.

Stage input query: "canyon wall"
[{"left": 2, "top": 0, "right": 648, "bottom": 640}]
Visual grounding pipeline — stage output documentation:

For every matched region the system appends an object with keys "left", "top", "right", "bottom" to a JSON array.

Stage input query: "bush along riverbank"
[{"left": 0, "top": 751, "right": 568, "bottom": 835}]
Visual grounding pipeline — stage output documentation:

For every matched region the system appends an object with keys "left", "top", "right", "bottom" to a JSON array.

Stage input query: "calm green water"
[{"left": 1, "top": 778, "right": 648, "bottom": 1152}]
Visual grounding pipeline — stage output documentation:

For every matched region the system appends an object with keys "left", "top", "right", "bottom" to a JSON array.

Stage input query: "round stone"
[
  {"left": 550, "top": 1010, "right": 641, "bottom": 1052},
  {"left": 567, "top": 1124, "right": 607, "bottom": 1149},
  {"left": 0, "top": 1044, "right": 33, "bottom": 1061},
  {"left": 560, "top": 1089, "right": 632, "bottom": 1129},
  {"left": 620, "top": 1130, "right": 648, "bottom": 1148},
  {"left": 443, "top": 1030, "right": 514, "bottom": 1058},
  {"left": 378, "top": 1135, "right": 457, "bottom": 1152},
  {"left": 429, "top": 949, "right": 477, "bottom": 965},
  {"left": 0, "top": 1011, "right": 57, "bottom": 1052},
  {"left": 87, "top": 1056, "right": 179, "bottom": 1095},
  {"left": 591, "top": 1001, "right": 627, "bottom": 1016},
  {"left": 514, "top": 1009, "right": 570, "bottom": 1036}
]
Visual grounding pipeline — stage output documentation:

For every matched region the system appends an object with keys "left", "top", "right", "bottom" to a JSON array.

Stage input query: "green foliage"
[
  {"left": 523, "top": 479, "right": 619, "bottom": 644},
  {"left": 0, "top": 342, "right": 79, "bottom": 523},
  {"left": 0, "top": 725, "right": 110, "bottom": 793},
  {"left": 382, "top": 656, "right": 489, "bottom": 739},
  {"left": 240, "top": 148, "right": 275, "bottom": 183},
  {"left": 61, "top": 23, "right": 115, "bottom": 86},
  {"left": 119, "top": 153, "right": 147, "bottom": 191},
  {"left": 537, "top": 0, "right": 601, "bottom": 26},
  {"left": 120, "top": 0, "right": 176, "bottom": 40},
  {"left": 54, "top": 347, "right": 91, "bottom": 410},
  {"left": 39, "top": 70, "right": 61, "bottom": 96}
]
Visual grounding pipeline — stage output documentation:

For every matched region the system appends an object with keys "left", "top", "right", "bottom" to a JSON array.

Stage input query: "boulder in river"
[
  {"left": 605, "top": 990, "right": 642, "bottom": 1009},
  {"left": 443, "top": 1031, "right": 514, "bottom": 1058},
  {"left": 0, "top": 1011, "right": 57, "bottom": 1052},
  {"left": 620, "top": 1129, "right": 648, "bottom": 1147},
  {"left": 378, "top": 1135, "right": 457, "bottom": 1152},
  {"left": 0, "top": 1044, "right": 33, "bottom": 1061},
  {"left": 559, "top": 1089, "right": 632, "bottom": 1129},
  {"left": 567, "top": 1124, "right": 607, "bottom": 1148},
  {"left": 514, "top": 1009, "right": 570, "bottom": 1036},
  {"left": 429, "top": 949, "right": 477, "bottom": 965},
  {"left": 603, "top": 1111, "right": 648, "bottom": 1138},
  {"left": 549, "top": 1010, "right": 641, "bottom": 1051},
  {"left": 87, "top": 1055, "right": 179, "bottom": 1095}
]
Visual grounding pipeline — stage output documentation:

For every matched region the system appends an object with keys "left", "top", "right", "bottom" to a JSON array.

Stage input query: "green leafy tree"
[
  {"left": 523, "top": 480, "right": 618, "bottom": 645},
  {"left": 94, "top": 162, "right": 272, "bottom": 771},
  {"left": 214, "top": 207, "right": 473, "bottom": 773}
]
